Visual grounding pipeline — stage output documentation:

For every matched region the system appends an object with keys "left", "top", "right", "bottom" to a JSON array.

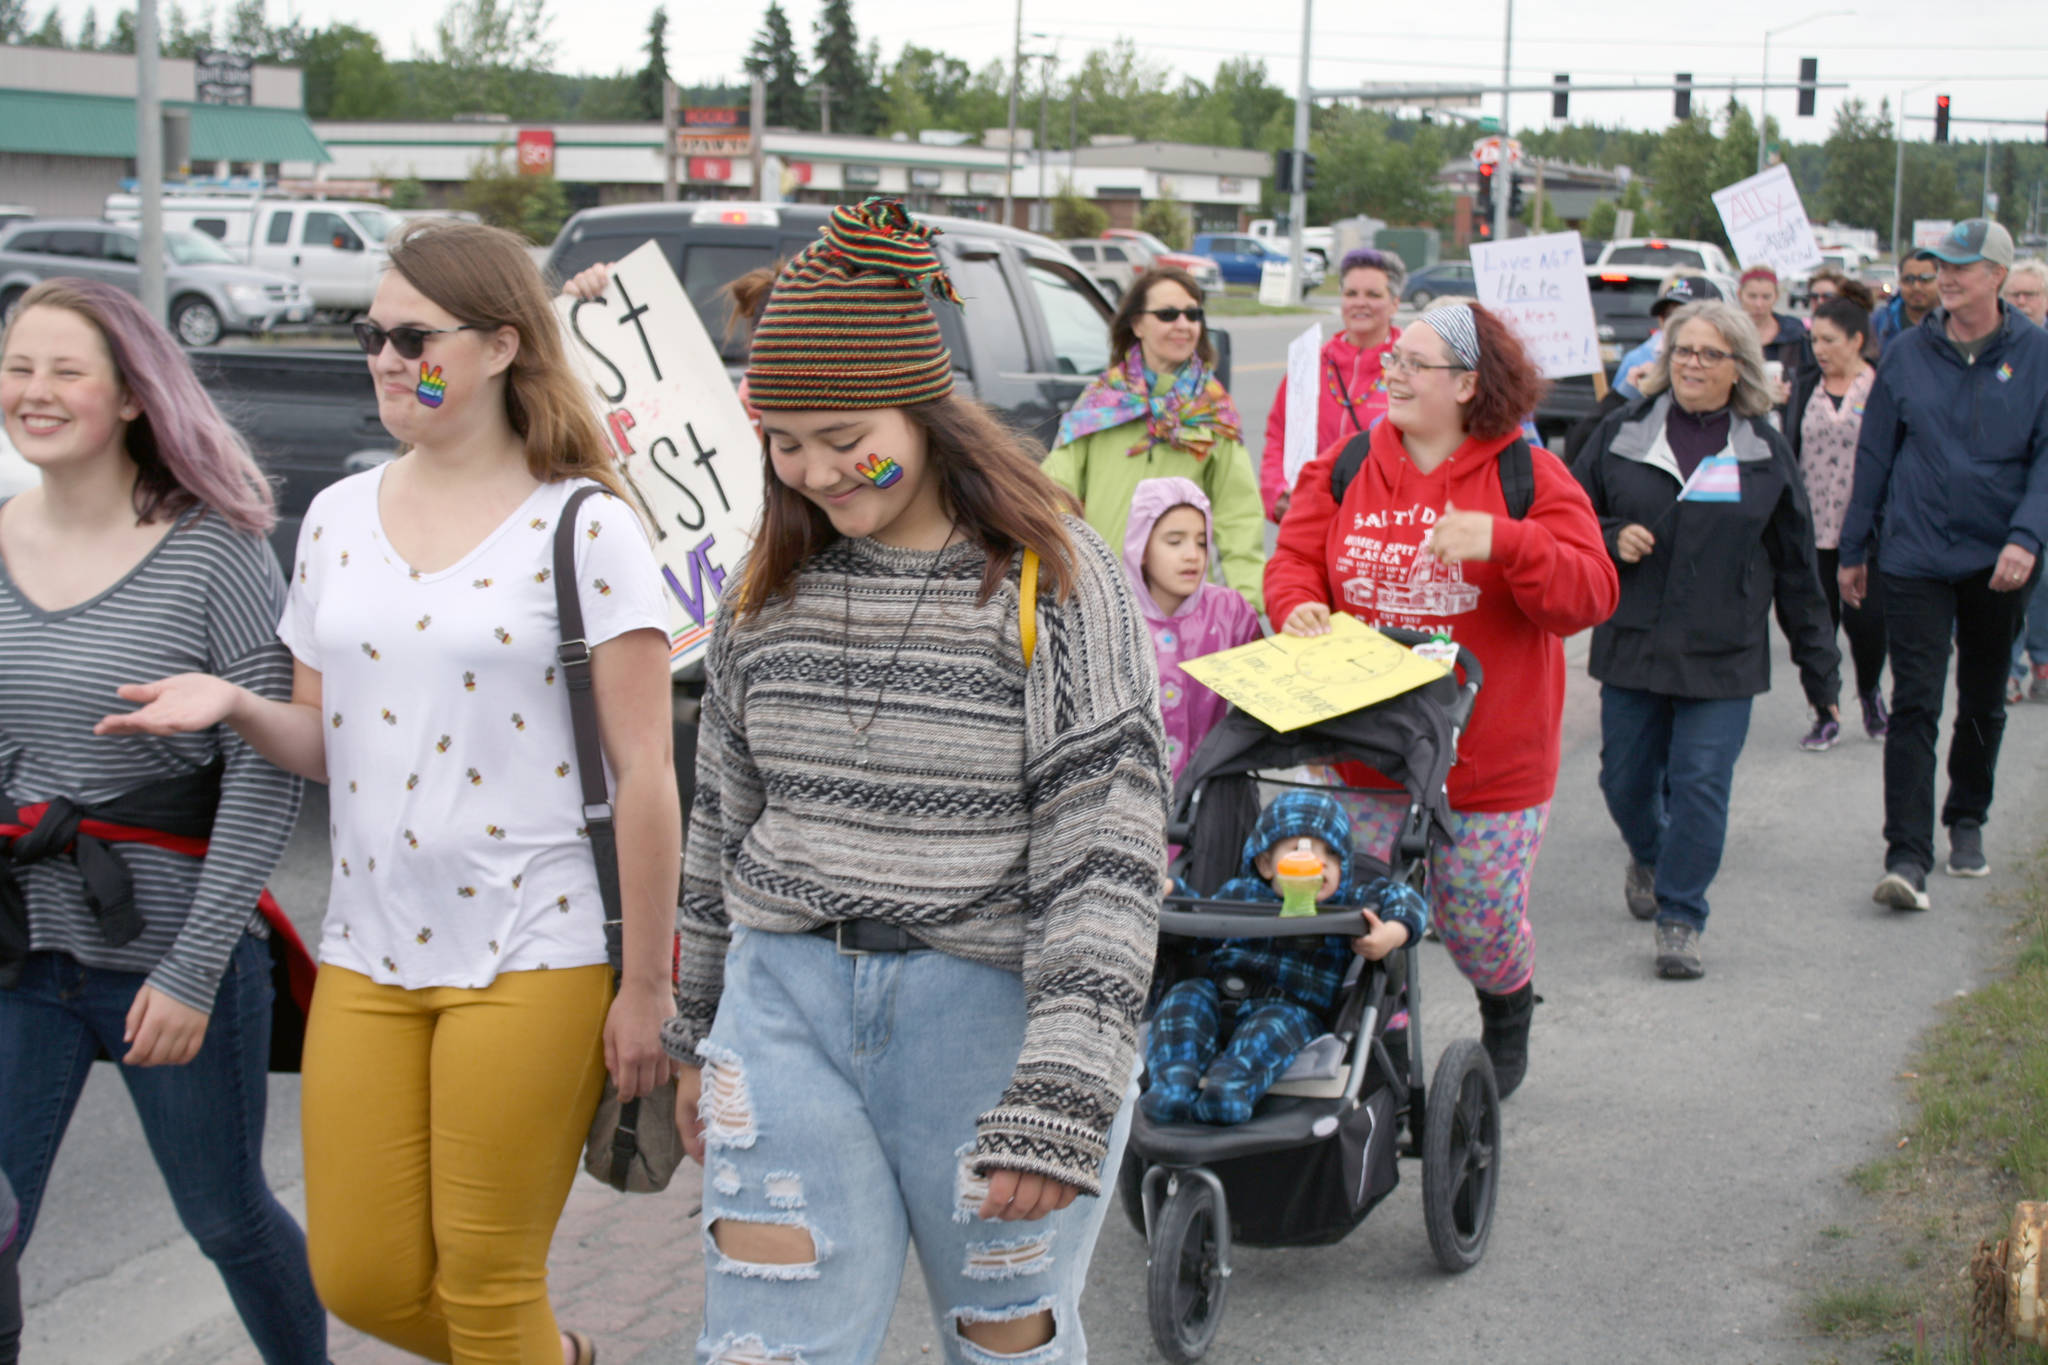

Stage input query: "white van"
[{"left": 105, "top": 195, "right": 396, "bottom": 316}]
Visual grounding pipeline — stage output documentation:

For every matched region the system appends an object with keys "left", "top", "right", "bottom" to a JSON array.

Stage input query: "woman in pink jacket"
[{"left": 1260, "top": 248, "right": 1406, "bottom": 522}]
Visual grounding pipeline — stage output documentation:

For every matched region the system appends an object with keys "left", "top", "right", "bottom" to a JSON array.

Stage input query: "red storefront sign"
[
  {"left": 516, "top": 129, "right": 555, "bottom": 176},
  {"left": 688, "top": 157, "right": 733, "bottom": 182},
  {"left": 786, "top": 161, "right": 813, "bottom": 185}
]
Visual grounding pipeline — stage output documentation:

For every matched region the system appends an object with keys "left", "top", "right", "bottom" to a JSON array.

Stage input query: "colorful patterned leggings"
[
  {"left": 1142, "top": 978, "right": 1324, "bottom": 1126},
  {"left": 1334, "top": 793, "right": 1549, "bottom": 995}
]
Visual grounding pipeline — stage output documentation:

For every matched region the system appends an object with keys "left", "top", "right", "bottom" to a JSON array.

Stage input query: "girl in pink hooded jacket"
[{"left": 1124, "top": 477, "right": 1266, "bottom": 779}]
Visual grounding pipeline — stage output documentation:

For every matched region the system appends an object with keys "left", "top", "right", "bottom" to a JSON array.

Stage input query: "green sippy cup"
[{"left": 1275, "top": 844, "right": 1324, "bottom": 918}]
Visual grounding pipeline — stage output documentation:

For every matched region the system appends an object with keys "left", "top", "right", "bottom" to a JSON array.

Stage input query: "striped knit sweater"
[
  {"left": 0, "top": 506, "right": 300, "bottom": 1012},
  {"left": 665, "top": 517, "right": 1169, "bottom": 1192}
]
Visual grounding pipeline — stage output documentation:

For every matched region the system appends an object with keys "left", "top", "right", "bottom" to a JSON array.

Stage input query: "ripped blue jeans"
[{"left": 693, "top": 926, "right": 1134, "bottom": 1365}]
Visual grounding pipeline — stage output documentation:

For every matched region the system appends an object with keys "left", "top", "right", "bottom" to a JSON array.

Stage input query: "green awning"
[{"left": 0, "top": 89, "right": 329, "bottom": 163}]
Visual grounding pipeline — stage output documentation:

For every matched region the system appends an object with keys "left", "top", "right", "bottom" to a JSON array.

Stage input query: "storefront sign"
[
  {"left": 687, "top": 157, "right": 733, "bottom": 183},
  {"left": 516, "top": 129, "right": 555, "bottom": 176},
  {"left": 908, "top": 167, "right": 943, "bottom": 190},
  {"left": 845, "top": 164, "right": 882, "bottom": 188},
  {"left": 193, "top": 49, "right": 253, "bottom": 106},
  {"left": 966, "top": 171, "right": 1004, "bottom": 196}
]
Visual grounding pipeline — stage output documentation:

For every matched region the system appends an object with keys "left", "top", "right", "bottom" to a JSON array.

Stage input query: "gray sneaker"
[
  {"left": 1947, "top": 820, "right": 1989, "bottom": 878},
  {"left": 1874, "top": 863, "right": 1931, "bottom": 910},
  {"left": 1654, "top": 921, "right": 1704, "bottom": 979},
  {"left": 1625, "top": 860, "right": 1658, "bottom": 920}
]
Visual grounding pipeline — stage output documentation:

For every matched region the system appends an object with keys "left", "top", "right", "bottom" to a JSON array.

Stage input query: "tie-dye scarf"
[{"left": 1054, "top": 346, "right": 1243, "bottom": 459}]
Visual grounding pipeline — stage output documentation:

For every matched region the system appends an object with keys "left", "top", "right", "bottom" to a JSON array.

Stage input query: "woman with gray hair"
[
  {"left": 1259, "top": 247, "right": 1407, "bottom": 521},
  {"left": 1573, "top": 299, "right": 1841, "bottom": 979}
]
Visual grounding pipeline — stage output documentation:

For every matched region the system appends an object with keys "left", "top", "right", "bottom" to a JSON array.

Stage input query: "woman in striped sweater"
[
  {"left": 0, "top": 280, "right": 323, "bottom": 1362},
  {"left": 663, "top": 199, "right": 1169, "bottom": 1364}
]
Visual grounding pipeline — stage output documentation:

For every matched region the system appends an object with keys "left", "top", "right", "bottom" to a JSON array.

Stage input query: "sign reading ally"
[{"left": 1712, "top": 164, "right": 1823, "bottom": 277}]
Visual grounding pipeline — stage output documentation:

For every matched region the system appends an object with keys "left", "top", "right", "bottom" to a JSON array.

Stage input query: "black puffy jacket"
[{"left": 1574, "top": 393, "right": 1841, "bottom": 708}]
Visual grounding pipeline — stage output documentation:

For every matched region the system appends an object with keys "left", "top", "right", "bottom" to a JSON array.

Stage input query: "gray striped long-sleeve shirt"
[
  {"left": 666, "top": 518, "right": 1169, "bottom": 1193},
  {"left": 0, "top": 505, "right": 301, "bottom": 1013}
]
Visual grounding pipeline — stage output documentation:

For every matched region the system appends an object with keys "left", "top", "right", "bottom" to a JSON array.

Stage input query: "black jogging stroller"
[{"left": 1121, "top": 628, "right": 1502, "bottom": 1363}]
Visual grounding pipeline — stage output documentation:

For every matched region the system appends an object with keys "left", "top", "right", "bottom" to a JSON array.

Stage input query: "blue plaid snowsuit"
[{"left": 1143, "top": 791, "right": 1429, "bottom": 1125}]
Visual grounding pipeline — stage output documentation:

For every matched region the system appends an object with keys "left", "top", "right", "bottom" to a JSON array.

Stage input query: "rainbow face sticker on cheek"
[
  {"left": 416, "top": 363, "right": 447, "bottom": 408},
  {"left": 855, "top": 454, "right": 902, "bottom": 488}
]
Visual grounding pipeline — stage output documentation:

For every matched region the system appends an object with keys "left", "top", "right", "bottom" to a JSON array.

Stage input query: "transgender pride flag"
[{"left": 1677, "top": 455, "right": 1742, "bottom": 502}]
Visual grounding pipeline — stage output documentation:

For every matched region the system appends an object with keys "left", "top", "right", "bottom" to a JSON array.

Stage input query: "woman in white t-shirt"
[{"left": 100, "top": 220, "right": 679, "bottom": 1365}]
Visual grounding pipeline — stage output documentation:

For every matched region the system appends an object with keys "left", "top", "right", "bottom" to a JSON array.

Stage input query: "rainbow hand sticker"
[
  {"left": 855, "top": 453, "right": 902, "bottom": 488},
  {"left": 417, "top": 363, "right": 447, "bottom": 408}
]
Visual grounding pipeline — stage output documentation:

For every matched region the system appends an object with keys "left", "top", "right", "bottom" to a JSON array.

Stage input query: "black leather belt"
[{"left": 810, "top": 920, "right": 930, "bottom": 954}]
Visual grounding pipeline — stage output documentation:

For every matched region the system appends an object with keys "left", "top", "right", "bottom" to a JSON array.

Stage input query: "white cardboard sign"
[
  {"left": 1282, "top": 322, "right": 1323, "bottom": 490},
  {"left": 1470, "top": 230, "right": 1602, "bottom": 379},
  {"left": 1711, "top": 164, "right": 1824, "bottom": 277},
  {"left": 553, "top": 240, "right": 763, "bottom": 676}
]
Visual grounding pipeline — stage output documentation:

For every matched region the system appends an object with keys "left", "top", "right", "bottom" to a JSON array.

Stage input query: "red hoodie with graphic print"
[{"left": 1263, "top": 422, "right": 1618, "bottom": 812}]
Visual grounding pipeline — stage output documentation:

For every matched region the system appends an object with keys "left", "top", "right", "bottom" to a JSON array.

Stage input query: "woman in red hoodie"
[{"left": 1264, "top": 302, "right": 1617, "bottom": 1097}]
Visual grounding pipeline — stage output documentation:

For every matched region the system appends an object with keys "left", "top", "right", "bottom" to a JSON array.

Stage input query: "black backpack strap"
[
  {"left": 1328, "top": 432, "right": 1374, "bottom": 505},
  {"left": 1498, "top": 436, "right": 1535, "bottom": 520}
]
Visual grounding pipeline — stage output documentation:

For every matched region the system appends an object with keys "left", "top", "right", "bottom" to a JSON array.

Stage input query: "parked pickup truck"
[
  {"left": 193, "top": 202, "right": 1223, "bottom": 810},
  {"left": 1247, "top": 217, "right": 1334, "bottom": 269}
]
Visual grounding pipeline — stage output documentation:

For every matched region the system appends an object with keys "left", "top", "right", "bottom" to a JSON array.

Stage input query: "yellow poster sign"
[{"left": 1180, "top": 615, "right": 1450, "bottom": 733}]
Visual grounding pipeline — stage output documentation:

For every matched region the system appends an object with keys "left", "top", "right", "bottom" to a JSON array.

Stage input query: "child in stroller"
[{"left": 1143, "top": 789, "right": 1429, "bottom": 1126}]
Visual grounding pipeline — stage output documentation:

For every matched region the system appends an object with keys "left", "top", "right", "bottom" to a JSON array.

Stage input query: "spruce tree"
[
  {"left": 636, "top": 7, "right": 669, "bottom": 121},
  {"left": 743, "top": 2, "right": 805, "bottom": 130},
  {"left": 809, "top": 0, "right": 875, "bottom": 134}
]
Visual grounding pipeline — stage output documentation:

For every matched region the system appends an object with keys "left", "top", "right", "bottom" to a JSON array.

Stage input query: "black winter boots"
[{"left": 1475, "top": 982, "right": 1536, "bottom": 1099}]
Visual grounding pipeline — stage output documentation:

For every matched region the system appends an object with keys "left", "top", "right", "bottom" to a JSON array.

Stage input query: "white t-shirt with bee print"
[{"left": 280, "top": 468, "right": 667, "bottom": 990}]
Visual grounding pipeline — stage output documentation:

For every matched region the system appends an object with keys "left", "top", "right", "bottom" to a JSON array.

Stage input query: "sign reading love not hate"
[
  {"left": 553, "top": 240, "right": 764, "bottom": 677},
  {"left": 1470, "top": 230, "right": 1602, "bottom": 379},
  {"left": 1712, "top": 163, "right": 1824, "bottom": 277}
]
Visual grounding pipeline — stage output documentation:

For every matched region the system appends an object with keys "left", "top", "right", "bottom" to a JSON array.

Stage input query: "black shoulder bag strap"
[
  {"left": 552, "top": 485, "right": 640, "bottom": 1185},
  {"left": 1330, "top": 432, "right": 1535, "bottom": 520}
]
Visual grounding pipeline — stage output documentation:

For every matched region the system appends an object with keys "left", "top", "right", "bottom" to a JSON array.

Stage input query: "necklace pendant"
[{"left": 853, "top": 731, "right": 870, "bottom": 764}]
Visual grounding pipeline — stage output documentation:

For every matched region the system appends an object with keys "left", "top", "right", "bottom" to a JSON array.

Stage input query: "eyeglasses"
[
  {"left": 1382, "top": 350, "right": 1467, "bottom": 377},
  {"left": 1144, "top": 307, "right": 1204, "bottom": 324},
  {"left": 352, "top": 320, "right": 487, "bottom": 360},
  {"left": 1670, "top": 345, "right": 1734, "bottom": 367},
  {"left": 1899, "top": 273, "right": 1938, "bottom": 286}
]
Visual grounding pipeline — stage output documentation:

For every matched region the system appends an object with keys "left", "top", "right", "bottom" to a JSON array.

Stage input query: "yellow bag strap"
[{"left": 1020, "top": 549, "right": 1039, "bottom": 668}]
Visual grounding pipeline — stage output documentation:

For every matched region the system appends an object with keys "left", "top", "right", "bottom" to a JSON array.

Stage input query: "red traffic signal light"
[{"left": 1935, "top": 94, "right": 1951, "bottom": 144}]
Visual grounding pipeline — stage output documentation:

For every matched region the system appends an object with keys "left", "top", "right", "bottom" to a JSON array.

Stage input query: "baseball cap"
[
  {"left": 1927, "top": 218, "right": 2015, "bottom": 269},
  {"left": 1651, "top": 274, "right": 1724, "bottom": 317}
]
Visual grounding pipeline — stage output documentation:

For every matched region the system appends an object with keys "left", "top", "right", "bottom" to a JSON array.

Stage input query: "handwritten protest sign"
[
  {"left": 1470, "top": 231, "right": 1601, "bottom": 378},
  {"left": 554, "top": 240, "right": 764, "bottom": 676},
  {"left": 1712, "top": 164, "right": 1823, "bottom": 277},
  {"left": 1282, "top": 322, "right": 1323, "bottom": 490},
  {"left": 1180, "top": 613, "right": 1449, "bottom": 733}
]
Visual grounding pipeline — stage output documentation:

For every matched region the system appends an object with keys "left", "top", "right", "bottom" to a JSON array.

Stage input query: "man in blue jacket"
[
  {"left": 1870, "top": 249, "right": 1940, "bottom": 352},
  {"left": 1839, "top": 219, "right": 2048, "bottom": 910}
]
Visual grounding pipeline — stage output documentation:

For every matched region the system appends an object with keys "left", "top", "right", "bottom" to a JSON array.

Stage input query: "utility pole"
[
  {"left": 1002, "top": 0, "right": 1022, "bottom": 228},
  {"left": 1287, "top": 0, "right": 1311, "bottom": 301},
  {"left": 1493, "top": 0, "right": 1513, "bottom": 245},
  {"left": 750, "top": 75, "right": 767, "bottom": 200},
  {"left": 137, "top": 0, "right": 164, "bottom": 320},
  {"left": 662, "top": 78, "right": 679, "bottom": 202},
  {"left": 1891, "top": 91, "right": 1906, "bottom": 260},
  {"left": 815, "top": 83, "right": 833, "bottom": 135},
  {"left": 1982, "top": 134, "right": 1995, "bottom": 218},
  {"left": 1035, "top": 53, "right": 1054, "bottom": 234}
]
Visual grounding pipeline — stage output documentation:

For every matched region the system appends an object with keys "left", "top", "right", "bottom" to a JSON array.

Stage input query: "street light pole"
[
  {"left": 1493, "top": 0, "right": 1513, "bottom": 244},
  {"left": 1890, "top": 81, "right": 1937, "bottom": 260},
  {"left": 136, "top": 0, "right": 164, "bottom": 320},
  {"left": 1288, "top": 0, "right": 1311, "bottom": 297},
  {"left": 1758, "top": 9, "right": 1854, "bottom": 174},
  {"left": 1002, "top": 0, "right": 1021, "bottom": 228}
]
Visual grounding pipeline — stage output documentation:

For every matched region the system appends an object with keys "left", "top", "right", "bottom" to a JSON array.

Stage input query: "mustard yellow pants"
[{"left": 300, "top": 964, "right": 611, "bottom": 1364}]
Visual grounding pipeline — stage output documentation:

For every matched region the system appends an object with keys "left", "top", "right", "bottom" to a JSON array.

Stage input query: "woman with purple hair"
[
  {"left": 0, "top": 280, "right": 324, "bottom": 1362},
  {"left": 1259, "top": 247, "right": 1406, "bottom": 522}
]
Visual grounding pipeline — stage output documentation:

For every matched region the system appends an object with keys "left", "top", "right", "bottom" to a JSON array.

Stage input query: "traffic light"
[
  {"left": 1674, "top": 73, "right": 1693, "bottom": 121},
  {"left": 1301, "top": 152, "right": 1318, "bottom": 191},
  {"left": 1935, "top": 94, "right": 1950, "bottom": 144},
  {"left": 1275, "top": 148, "right": 1296, "bottom": 194},
  {"left": 1552, "top": 73, "right": 1569, "bottom": 121},
  {"left": 1797, "top": 58, "right": 1818, "bottom": 118},
  {"left": 1510, "top": 174, "right": 1525, "bottom": 221},
  {"left": 1476, "top": 162, "right": 1497, "bottom": 235}
]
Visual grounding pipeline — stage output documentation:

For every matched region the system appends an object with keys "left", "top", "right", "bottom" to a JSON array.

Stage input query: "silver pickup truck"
[{"left": 0, "top": 218, "right": 312, "bottom": 347}]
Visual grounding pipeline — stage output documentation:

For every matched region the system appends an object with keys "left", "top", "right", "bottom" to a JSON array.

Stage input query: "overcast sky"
[{"left": 50, "top": 0, "right": 2048, "bottom": 134}]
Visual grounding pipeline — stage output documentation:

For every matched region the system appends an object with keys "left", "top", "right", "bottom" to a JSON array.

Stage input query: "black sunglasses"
[
  {"left": 352, "top": 320, "right": 487, "bottom": 360},
  {"left": 1144, "top": 307, "right": 1205, "bottom": 324}
]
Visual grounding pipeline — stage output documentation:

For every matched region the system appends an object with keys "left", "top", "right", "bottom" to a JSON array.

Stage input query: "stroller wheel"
[
  {"left": 1146, "top": 1175, "right": 1229, "bottom": 1363},
  {"left": 1421, "top": 1038, "right": 1501, "bottom": 1272},
  {"left": 1117, "top": 1147, "right": 1149, "bottom": 1237}
]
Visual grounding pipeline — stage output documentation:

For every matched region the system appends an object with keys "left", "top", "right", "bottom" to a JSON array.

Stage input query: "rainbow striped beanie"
[{"left": 744, "top": 197, "right": 965, "bottom": 411}]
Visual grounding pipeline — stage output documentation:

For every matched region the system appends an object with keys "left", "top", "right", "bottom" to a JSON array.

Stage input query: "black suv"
[{"left": 545, "top": 202, "right": 1202, "bottom": 451}]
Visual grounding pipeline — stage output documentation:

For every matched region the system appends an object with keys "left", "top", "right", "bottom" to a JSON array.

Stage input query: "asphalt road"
[{"left": 22, "top": 304, "right": 2047, "bottom": 1364}]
